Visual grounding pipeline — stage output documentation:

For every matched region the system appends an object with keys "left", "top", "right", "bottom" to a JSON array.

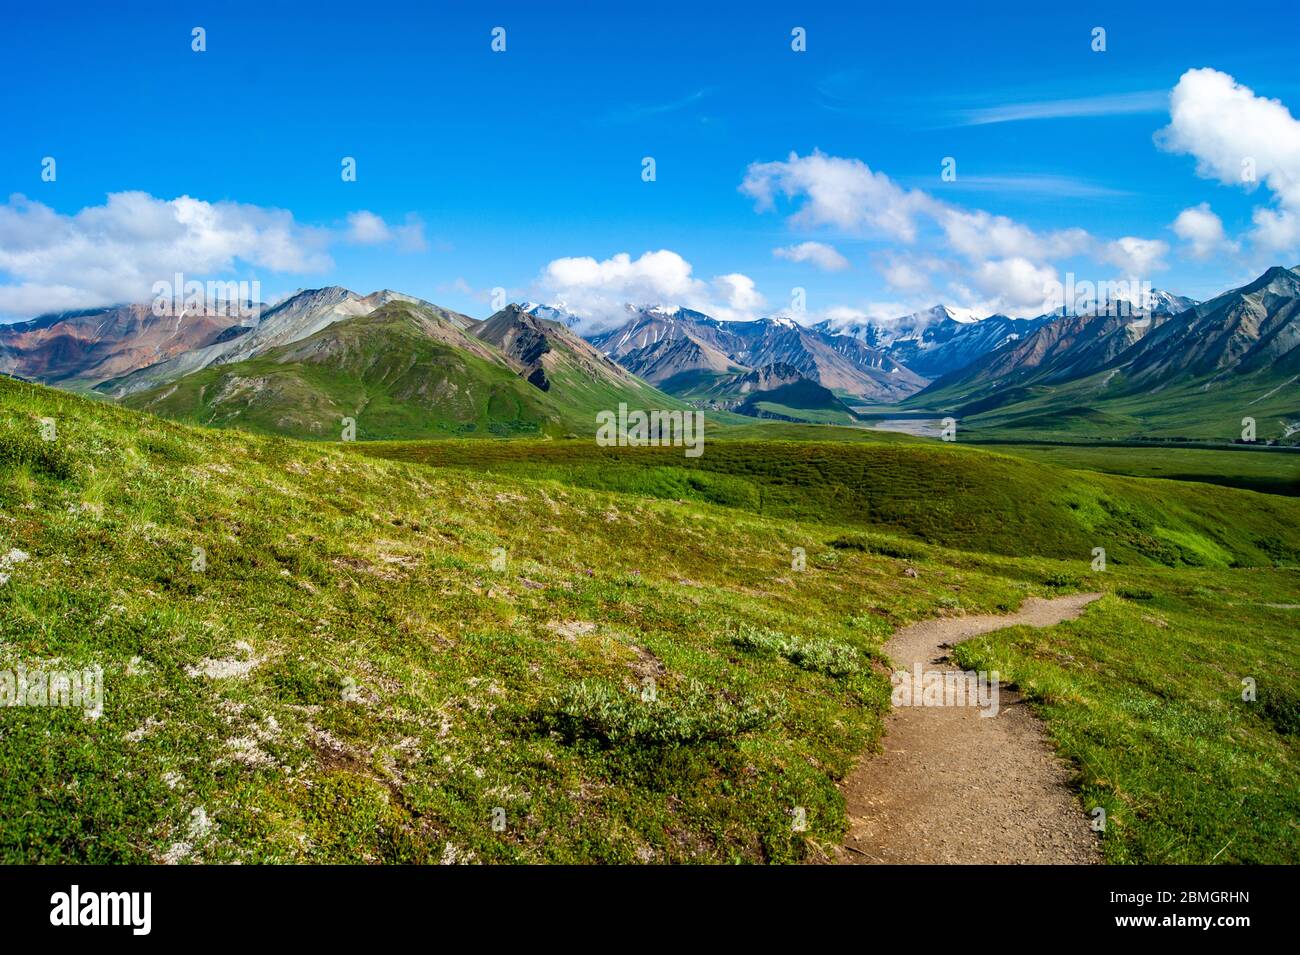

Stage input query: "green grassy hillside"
[
  {"left": 912, "top": 363, "right": 1300, "bottom": 444},
  {"left": 123, "top": 304, "right": 556, "bottom": 439},
  {"left": 953, "top": 575, "right": 1300, "bottom": 864},
  {"left": 353, "top": 438, "right": 1300, "bottom": 568},
  {"left": 2, "top": 376, "right": 1296, "bottom": 863},
  {"left": 736, "top": 379, "right": 863, "bottom": 425},
  {"left": 121, "top": 303, "right": 690, "bottom": 441},
  {"left": 974, "top": 443, "right": 1300, "bottom": 497}
]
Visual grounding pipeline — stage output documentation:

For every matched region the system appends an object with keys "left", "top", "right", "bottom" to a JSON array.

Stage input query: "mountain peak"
[
  {"left": 935, "top": 304, "right": 983, "bottom": 324},
  {"left": 520, "top": 301, "right": 583, "bottom": 328}
]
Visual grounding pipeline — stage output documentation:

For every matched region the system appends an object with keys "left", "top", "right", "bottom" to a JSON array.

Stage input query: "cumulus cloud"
[
  {"left": 1172, "top": 203, "right": 1237, "bottom": 259},
  {"left": 969, "top": 257, "right": 1060, "bottom": 312},
  {"left": 0, "top": 192, "right": 429, "bottom": 319},
  {"left": 1157, "top": 68, "right": 1300, "bottom": 252},
  {"left": 740, "top": 150, "right": 1101, "bottom": 266},
  {"left": 772, "top": 241, "right": 849, "bottom": 271},
  {"left": 1249, "top": 208, "right": 1299, "bottom": 252},
  {"left": 821, "top": 301, "right": 914, "bottom": 323},
  {"left": 713, "top": 272, "right": 765, "bottom": 314},
  {"left": 741, "top": 152, "right": 934, "bottom": 241},
  {"left": 1103, "top": 236, "right": 1169, "bottom": 274},
  {"left": 535, "top": 249, "right": 763, "bottom": 328},
  {"left": 345, "top": 210, "right": 428, "bottom": 252},
  {"left": 880, "top": 259, "right": 931, "bottom": 294},
  {"left": 873, "top": 252, "right": 953, "bottom": 296},
  {"left": 0, "top": 192, "right": 333, "bottom": 318},
  {"left": 741, "top": 150, "right": 1171, "bottom": 315},
  {"left": 935, "top": 207, "right": 1090, "bottom": 261}
]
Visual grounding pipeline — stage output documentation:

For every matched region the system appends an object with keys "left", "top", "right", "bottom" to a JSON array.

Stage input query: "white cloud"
[
  {"left": 0, "top": 282, "right": 96, "bottom": 318},
  {"left": 740, "top": 150, "right": 1155, "bottom": 316},
  {"left": 880, "top": 259, "right": 931, "bottom": 293},
  {"left": 821, "top": 305, "right": 872, "bottom": 323},
  {"left": 345, "top": 210, "right": 428, "bottom": 252},
  {"left": 935, "top": 207, "right": 1091, "bottom": 261},
  {"left": 1172, "top": 203, "right": 1236, "bottom": 259},
  {"left": 0, "top": 192, "right": 333, "bottom": 318},
  {"left": 0, "top": 192, "right": 430, "bottom": 319},
  {"left": 1102, "top": 236, "right": 1169, "bottom": 275},
  {"left": 772, "top": 241, "right": 849, "bottom": 271},
  {"left": 1250, "top": 208, "right": 1299, "bottom": 252},
  {"left": 713, "top": 273, "right": 765, "bottom": 314},
  {"left": 535, "top": 249, "right": 763, "bottom": 328},
  {"left": 970, "top": 258, "right": 1060, "bottom": 312},
  {"left": 741, "top": 151, "right": 934, "bottom": 241},
  {"left": 1157, "top": 68, "right": 1300, "bottom": 252},
  {"left": 941, "top": 174, "right": 1131, "bottom": 199},
  {"left": 542, "top": 249, "right": 698, "bottom": 305},
  {"left": 956, "top": 91, "right": 1167, "bottom": 127},
  {"left": 874, "top": 252, "right": 951, "bottom": 295},
  {"left": 817, "top": 301, "right": 913, "bottom": 325}
]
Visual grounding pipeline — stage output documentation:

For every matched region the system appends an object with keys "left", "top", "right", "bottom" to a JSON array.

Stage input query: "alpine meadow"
[{"left": 0, "top": 1, "right": 1296, "bottom": 923}]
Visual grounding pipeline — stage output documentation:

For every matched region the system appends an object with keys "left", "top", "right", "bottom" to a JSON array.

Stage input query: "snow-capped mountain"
[
  {"left": 1137, "top": 289, "right": 1198, "bottom": 316},
  {"left": 813, "top": 305, "right": 1045, "bottom": 379},
  {"left": 912, "top": 266, "right": 1300, "bottom": 439},
  {"left": 520, "top": 301, "right": 584, "bottom": 328},
  {"left": 589, "top": 306, "right": 927, "bottom": 401},
  {"left": 815, "top": 305, "right": 985, "bottom": 349},
  {"left": 1078, "top": 288, "right": 1199, "bottom": 318}
]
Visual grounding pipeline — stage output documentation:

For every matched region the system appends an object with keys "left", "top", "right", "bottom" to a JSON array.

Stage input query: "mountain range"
[
  {"left": 118, "top": 296, "right": 676, "bottom": 440},
  {"left": 0, "top": 302, "right": 254, "bottom": 389},
  {"left": 587, "top": 304, "right": 925, "bottom": 402},
  {"left": 911, "top": 266, "right": 1300, "bottom": 441},
  {"left": 814, "top": 305, "right": 1052, "bottom": 379},
  {"left": 2, "top": 268, "right": 1297, "bottom": 442}
]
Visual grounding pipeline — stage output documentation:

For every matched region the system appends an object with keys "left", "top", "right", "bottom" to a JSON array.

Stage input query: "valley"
[
  {"left": 0, "top": 374, "right": 1295, "bottom": 864},
  {"left": 1, "top": 265, "right": 1298, "bottom": 867}
]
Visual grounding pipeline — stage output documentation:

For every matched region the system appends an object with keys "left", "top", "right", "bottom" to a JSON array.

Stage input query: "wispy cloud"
[
  {"left": 604, "top": 88, "right": 714, "bottom": 124},
  {"left": 953, "top": 90, "right": 1167, "bottom": 126},
  {"left": 937, "top": 174, "right": 1132, "bottom": 199}
]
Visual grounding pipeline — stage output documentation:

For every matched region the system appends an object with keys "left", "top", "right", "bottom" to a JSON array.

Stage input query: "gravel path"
[{"left": 833, "top": 593, "right": 1104, "bottom": 865}]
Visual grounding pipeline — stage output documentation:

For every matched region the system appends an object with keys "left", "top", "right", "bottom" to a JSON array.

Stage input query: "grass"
[
  {"left": 2, "top": 374, "right": 1297, "bottom": 863},
  {"left": 953, "top": 572, "right": 1300, "bottom": 863},
  {"left": 970, "top": 442, "right": 1300, "bottom": 497},
  {"left": 351, "top": 438, "right": 1300, "bottom": 567},
  {"left": 911, "top": 362, "right": 1300, "bottom": 445},
  {"left": 0, "top": 375, "right": 1033, "bottom": 863},
  {"left": 121, "top": 302, "right": 687, "bottom": 441},
  {"left": 122, "top": 306, "right": 556, "bottom": 439}
]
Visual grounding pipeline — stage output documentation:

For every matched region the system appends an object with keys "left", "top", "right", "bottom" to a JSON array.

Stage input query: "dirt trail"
[{"left": 834, "top": 593, "right": 1104, "bottom": 865}]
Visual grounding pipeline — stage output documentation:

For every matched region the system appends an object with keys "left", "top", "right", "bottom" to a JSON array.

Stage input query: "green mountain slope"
[
  {"left": 122, "top": 302, "right": 552, "bottom": 439},
  {"left": 121, "top": 302, "right": 687, "bottom": 440},
  {"left": 678, "top": 363, "right": 864, "bottom": 425},
  {"left": 910, "top": 267, "right": 1300, "bottom": 443},
  {"left": 354, "top": 438, "right": 1300, "bottom": 568},
  {"left": 474, "top": 304, "right": 686, "bottom": 420},
  {"left": 736, "top": 380, "right": 862, "bottom": 425},
  {"left": 2, "top": 377, "right": 1297, "bottom": 863}
]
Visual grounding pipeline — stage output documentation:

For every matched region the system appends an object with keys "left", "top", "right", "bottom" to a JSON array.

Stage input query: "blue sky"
[{"left": 2, "top": 0, "right": 1298, "bottom": 326}]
